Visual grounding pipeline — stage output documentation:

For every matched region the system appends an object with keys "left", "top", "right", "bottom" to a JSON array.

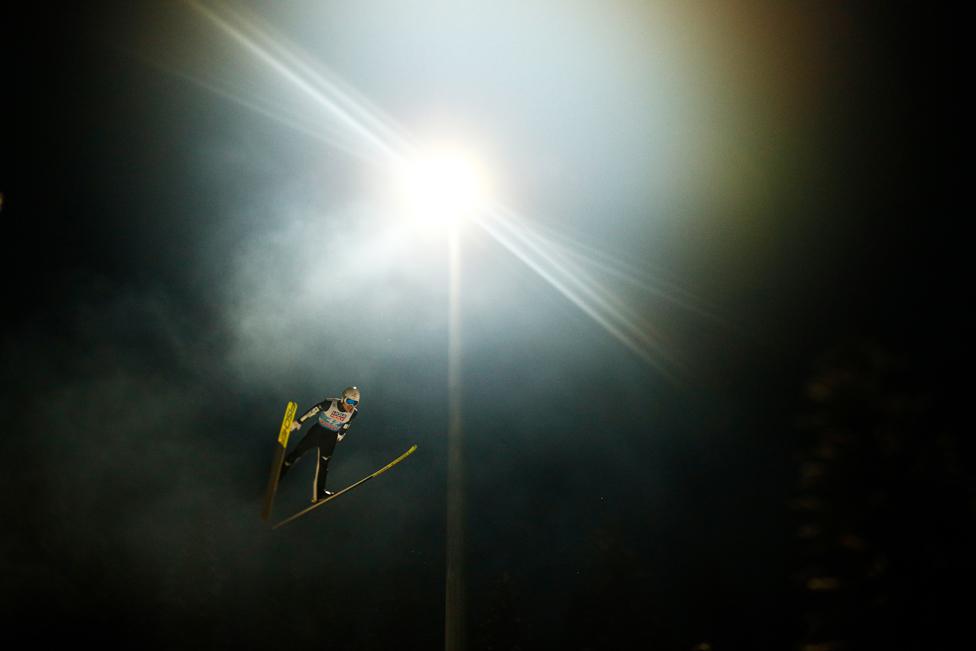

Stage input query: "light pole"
[
  {"left": 445, "top": 223, "right": 465, "bottom": 651},
  {"left": 394, "top": 145, "right": 488, "bottom": 651}
]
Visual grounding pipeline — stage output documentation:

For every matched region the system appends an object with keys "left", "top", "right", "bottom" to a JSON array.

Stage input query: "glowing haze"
[{"left": 159, "top": 0, "right": 738, "bottom": 383}]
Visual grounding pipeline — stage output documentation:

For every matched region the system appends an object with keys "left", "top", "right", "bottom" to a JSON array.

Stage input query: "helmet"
[{"left": 341, "top": 386, "right": 361, "bottom": 407}]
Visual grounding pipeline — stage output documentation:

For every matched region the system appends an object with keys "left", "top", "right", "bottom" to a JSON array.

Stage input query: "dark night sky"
[{"left": 1, "top": 3, "right": 962, "bottom": 650}]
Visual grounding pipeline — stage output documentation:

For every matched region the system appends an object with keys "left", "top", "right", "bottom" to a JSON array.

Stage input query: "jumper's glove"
[{"left": 290, "top": 420, "right": 301, "bottom": 432}]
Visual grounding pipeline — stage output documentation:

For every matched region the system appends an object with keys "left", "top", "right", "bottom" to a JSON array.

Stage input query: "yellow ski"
[
  {"left": 261, "top": 401, "right": 298, "bottom": 521},
  {"left": 272, "top": 444, "right": 418, "bottom": 530}
]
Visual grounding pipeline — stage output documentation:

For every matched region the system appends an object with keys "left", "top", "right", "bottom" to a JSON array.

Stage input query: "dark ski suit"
[{"left": 279, "top": 397, "right": 358, "bottom": 501}]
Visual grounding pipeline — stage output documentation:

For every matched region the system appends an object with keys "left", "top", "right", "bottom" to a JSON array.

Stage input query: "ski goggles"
[{"left": 344, "top": 398, "right": 359, "bottom": 406}]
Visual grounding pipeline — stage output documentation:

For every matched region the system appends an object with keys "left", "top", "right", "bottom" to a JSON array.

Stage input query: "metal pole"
[{"left": 445, "top": 225, "right": 465, "bottom": 651}]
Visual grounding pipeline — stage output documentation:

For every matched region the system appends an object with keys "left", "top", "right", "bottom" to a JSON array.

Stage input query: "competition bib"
[{"left": 317, "top": 400, "right": 352, "bottom": 431}]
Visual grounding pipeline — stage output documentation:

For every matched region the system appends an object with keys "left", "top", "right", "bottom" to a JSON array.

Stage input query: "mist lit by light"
[{"left": 176, "top": 0, "right": 714, "bottom": 384}]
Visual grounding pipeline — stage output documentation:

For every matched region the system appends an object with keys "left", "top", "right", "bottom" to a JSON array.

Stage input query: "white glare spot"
[{"left": 395, "top": 147, "right": 489, "bottom": 229}]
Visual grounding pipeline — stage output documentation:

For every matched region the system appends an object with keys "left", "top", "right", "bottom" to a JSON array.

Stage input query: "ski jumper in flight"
[{"left": 279, "top": 386, "right": 360, "bottom": 502}]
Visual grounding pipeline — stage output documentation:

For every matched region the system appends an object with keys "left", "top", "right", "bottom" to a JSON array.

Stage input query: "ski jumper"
[{"left": 279, "top": 398, "right": 359, "bottom": 501}]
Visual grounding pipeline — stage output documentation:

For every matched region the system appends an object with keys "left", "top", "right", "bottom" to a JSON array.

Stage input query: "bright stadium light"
[{"left": 395, "top": 146, "right": 490, "bottom": 229}]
